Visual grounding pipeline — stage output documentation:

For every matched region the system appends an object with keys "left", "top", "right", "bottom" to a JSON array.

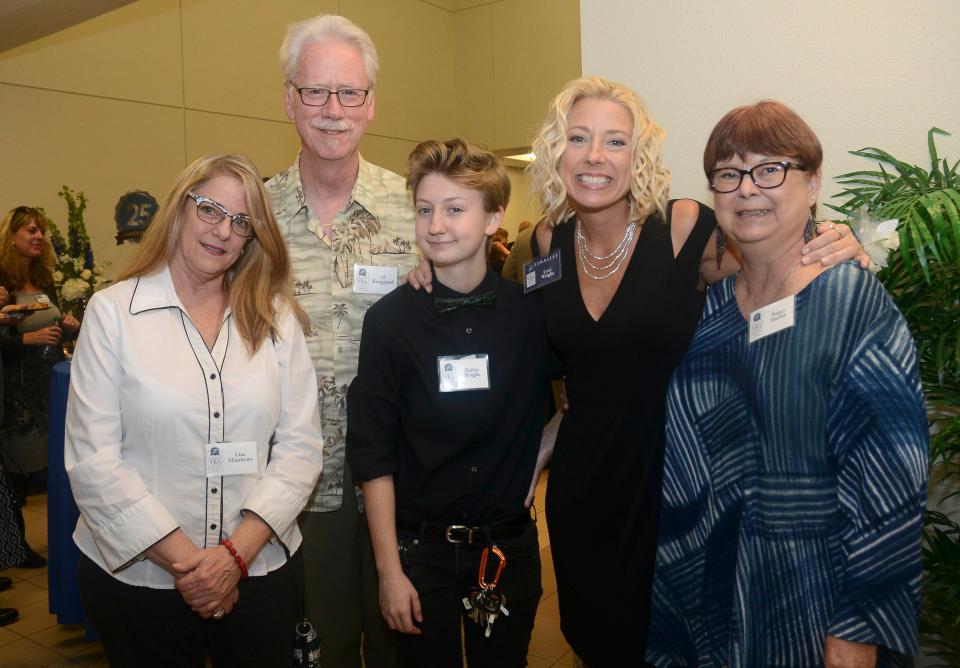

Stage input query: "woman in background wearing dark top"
[
  {"left": 0, "top": 282, "right": 28, "bottom": 625},
  {"left": 0, "top": 206, "right": 79, "bottom": 568}
]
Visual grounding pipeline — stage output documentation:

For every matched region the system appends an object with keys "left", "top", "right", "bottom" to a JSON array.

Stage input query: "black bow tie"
[{"left": 434, "top": 291, "right": 496, "bottom": 314}]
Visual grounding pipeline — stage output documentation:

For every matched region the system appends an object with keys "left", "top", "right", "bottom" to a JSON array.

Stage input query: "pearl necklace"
[{"left": 576, "top": 220, "right": 636, "bottom": 280}]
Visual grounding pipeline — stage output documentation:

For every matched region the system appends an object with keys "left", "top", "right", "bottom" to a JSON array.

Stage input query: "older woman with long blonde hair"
[{"left": 65, "top": 153, "right": 323, "bottom": 667}]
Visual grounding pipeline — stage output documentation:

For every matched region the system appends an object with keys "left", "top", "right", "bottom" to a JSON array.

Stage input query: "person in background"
[
  {"left": 0, "top": 206, "right": 80, "bottom": 569},
  {"left": 500, "top": 220, "right": 535, "bottom": 284},
  {"left": 646, "top": 101, "right": 927, "bottom": 668},
  {"left": 266, "top": 14, "right": 421, "bottom": 667},
  {"left": 65, "top": 154, "right": 323, "bottom": 667},
  {"left": 0, "top": 282, "right": 28, "bottom": 626},
  {"left": 348, "top": 138, "right": 551, "bottom": 667},
  {"left": 487, "top": 227, "right": 510, "bottom": 273}
]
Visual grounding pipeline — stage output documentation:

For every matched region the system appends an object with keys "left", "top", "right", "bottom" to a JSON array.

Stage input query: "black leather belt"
[{"left": 396, "top": 513, "right": 532, "bottom": 544}]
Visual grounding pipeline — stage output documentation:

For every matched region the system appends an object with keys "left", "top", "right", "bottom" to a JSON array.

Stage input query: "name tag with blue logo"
[
  {"left": 206, "top": 441, "right": 259, "bottom": 477},
  {"left": 354, "top": 264, "right": 398, "bottom": 294},
  {"left": 748, "top": 295, "right": 795, "bottom": 343},
  {"left": 437, "top": 354, "right": 490, "bottom": 392},
  {"left": 523, "top": 250, "right": 562, "bottom": 293}
]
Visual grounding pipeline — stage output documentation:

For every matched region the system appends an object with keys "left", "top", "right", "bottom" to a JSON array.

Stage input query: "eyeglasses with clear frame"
[
  {"left": 708, "top": 161, "right": 808, "bottom": 193},
  {"left": 185, "top": 192, "right": 255, "bottom": 238},
  {"left": 290, "top": 83, "right": 370, "bottom": 107}
]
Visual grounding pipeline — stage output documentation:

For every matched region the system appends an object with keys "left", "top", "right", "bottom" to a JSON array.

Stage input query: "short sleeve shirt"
[{"left": 267, "top": 154, "right": 419, "bottom": 511}]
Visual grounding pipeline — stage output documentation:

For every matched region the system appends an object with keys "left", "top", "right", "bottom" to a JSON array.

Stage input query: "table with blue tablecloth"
[{"left": 47, "top": 360, "right": 96, "bottom": 638}]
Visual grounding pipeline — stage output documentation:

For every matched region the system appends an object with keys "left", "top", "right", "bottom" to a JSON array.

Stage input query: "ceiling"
[{"left": 0, "top": 0, "right": 135, "bottom": 53}]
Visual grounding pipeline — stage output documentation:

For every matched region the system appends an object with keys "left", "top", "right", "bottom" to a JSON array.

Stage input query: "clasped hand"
[{"left": 172, "top": 546, "right": 242, "bottom": 619}]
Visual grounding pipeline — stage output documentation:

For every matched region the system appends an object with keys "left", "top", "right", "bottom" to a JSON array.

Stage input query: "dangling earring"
[
  {"left": 803, "top": 213, "right": 816, "bottom": 243},
  {"left": 715, "top": 226, "right": 726, "bottom": 269}
]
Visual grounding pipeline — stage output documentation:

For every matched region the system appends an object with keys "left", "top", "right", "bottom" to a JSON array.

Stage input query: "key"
[
  {"left": 463, "top": 586, "right": 485, "bottom": 623},
  {"left": 480, "top": 590, "right": 509, "bottom": 637}
]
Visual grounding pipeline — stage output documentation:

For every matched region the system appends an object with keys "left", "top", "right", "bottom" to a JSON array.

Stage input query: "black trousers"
[
  {"left": 395, "top": 520, "right": 542, "bottom": 668},
  {"left": 78, "top": 549, "right": 303, "bottom": 668}
]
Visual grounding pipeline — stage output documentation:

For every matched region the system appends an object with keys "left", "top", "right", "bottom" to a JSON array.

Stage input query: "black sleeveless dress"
[{"left": 537, "top": 200, "right": 715, "bottom": 666}]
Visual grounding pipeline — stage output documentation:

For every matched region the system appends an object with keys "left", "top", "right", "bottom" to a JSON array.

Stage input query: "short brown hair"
[
  {"left": 703, "top": 100, "right": 823, "bottom": 178},
  {"left": 406, "top": 139, "right": 510, "bottom": 213}
]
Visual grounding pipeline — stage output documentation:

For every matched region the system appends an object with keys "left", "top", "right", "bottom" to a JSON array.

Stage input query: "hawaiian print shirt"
[{"left": 267, "top": 155, "right": 419, "bottom": 512}]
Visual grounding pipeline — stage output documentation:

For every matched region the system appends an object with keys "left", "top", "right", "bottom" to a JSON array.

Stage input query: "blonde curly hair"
[{"left": 528, "top": 76, "right": 670, "bottom": 227}]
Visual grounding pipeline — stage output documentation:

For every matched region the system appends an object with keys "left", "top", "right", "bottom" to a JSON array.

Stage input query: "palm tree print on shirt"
[
  {"left": 317, "top": 375, "right": 336, "bottom": 423},
  {"left": 333, "top": 209, "right": 381, "bottom": 288},
  {"left": 332, "top": 303, "right": 348, "bottom": 330}
]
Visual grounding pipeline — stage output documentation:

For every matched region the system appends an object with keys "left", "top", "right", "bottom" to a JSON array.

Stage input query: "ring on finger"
[{"left": 212, "top": 607, "right": 225, "bottom": 620}]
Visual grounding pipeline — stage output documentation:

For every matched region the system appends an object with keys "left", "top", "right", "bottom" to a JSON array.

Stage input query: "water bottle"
[
  {"left": 293, "top": 618, "right": 321, "bottom": 667},
  {"left": 39, "top": 317, "right": 62, "bottom": 360}
]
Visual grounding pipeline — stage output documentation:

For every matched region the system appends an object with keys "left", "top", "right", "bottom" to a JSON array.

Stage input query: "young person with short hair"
[{"left": 347, "top": 139, "right": 552, "bottom": 667}]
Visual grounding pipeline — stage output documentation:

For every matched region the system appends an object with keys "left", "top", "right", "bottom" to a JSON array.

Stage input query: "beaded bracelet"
[{"left": 220, "top": 538, "right": 249, "bottom": 579}]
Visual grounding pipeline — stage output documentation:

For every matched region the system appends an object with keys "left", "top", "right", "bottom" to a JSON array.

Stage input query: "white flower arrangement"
[
  {"left": 48, "top": 186, "right": 109, "bottom": 315},
  {"left": 61, "top": 278, "right": 90, "bottom": 302},
  {"left": 848, "top": 206, "right": 900, "bottom": 272}
]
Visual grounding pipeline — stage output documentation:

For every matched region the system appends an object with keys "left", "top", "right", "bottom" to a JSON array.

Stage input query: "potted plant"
[{"left": 829, "top": 129, "right": 960, "bottom": 666}]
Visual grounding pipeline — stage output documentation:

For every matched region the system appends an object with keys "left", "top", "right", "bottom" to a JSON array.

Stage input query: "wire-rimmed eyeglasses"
[
  {"left": 708, "top": 161, "right": 808, "bottom": 193},
  {"left": 186, "top": 192, "right": 255, "bottom": 238},
  {"left": 290, "top": 83, "right": 370, "bottom": 108}
]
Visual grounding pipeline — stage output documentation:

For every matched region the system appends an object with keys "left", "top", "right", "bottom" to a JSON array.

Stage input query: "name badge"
[
  {"left": 523, "top": 250, "right": 562, "bottom": 293},
  {"left": 35, "top": 294, "right": 51, "bottom": 304},
  {"left": 354, "top": 264, "right": 398, "bottom": 295},
  {"left": 206, "top": 441, "right": 259, "bottom": 477},
  {"left": 437, "top": 354, "right": 490, "bottom": 392},
  {"left": 747, "top": 295, "right": 795, "bottom": 344}
]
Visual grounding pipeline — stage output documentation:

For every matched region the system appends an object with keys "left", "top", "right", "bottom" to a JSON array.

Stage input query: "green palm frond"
[{"left": 833, "top": 128, "right": 960, "bottom": 659}]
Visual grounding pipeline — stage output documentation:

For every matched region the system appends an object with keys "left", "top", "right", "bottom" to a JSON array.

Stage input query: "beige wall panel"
[
  {"left": 181, "top": 0, "right": 339, "bottom": 122},
  {"left": 452, "top": 0, "right": 496, "bottom": 9},
  {"left": 581, "top": 0, "right": 960, "bottom": 208},
  {"left": 492, "top": 0, "right": 581, "bottom": 149},
  {"left": 424, "top": 0, "right": 457, "bottom": 10},
  {"left": 184, "top": 111, "right": 302, "bottom": 181},
  {"left": 0, "top": 0, "right": 183, "bottom": 107},
  {"left": 359, "top": 134, "right": 421, "bottom": 178},
  {"left": 343, "top": 0, "right": 457, "bottom": 142},
  {"left": 454, "top": 5, "right": 496, "bottom": 147},
  {"left": 0, "top": 84, "right": 185, "bottom": 278}
]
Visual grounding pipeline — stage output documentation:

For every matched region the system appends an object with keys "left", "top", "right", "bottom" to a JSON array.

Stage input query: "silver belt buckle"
[{"left": 444, "top": 525, "right": 474, "bottom": 543}]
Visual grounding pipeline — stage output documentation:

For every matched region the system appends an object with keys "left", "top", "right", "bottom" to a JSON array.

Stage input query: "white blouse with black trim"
[{"left": 65, "top": 267, "right": 323, "bottom": 589}]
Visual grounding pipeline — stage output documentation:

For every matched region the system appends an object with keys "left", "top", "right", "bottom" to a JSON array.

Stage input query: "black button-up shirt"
[{"left": 347, "top": 269, "right": 552, "bottom": 525}]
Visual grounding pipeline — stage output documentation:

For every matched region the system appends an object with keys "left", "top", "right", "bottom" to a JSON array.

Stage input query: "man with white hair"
[{"left": 266, "top": 14, "right": 418, "bottom": 667}]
